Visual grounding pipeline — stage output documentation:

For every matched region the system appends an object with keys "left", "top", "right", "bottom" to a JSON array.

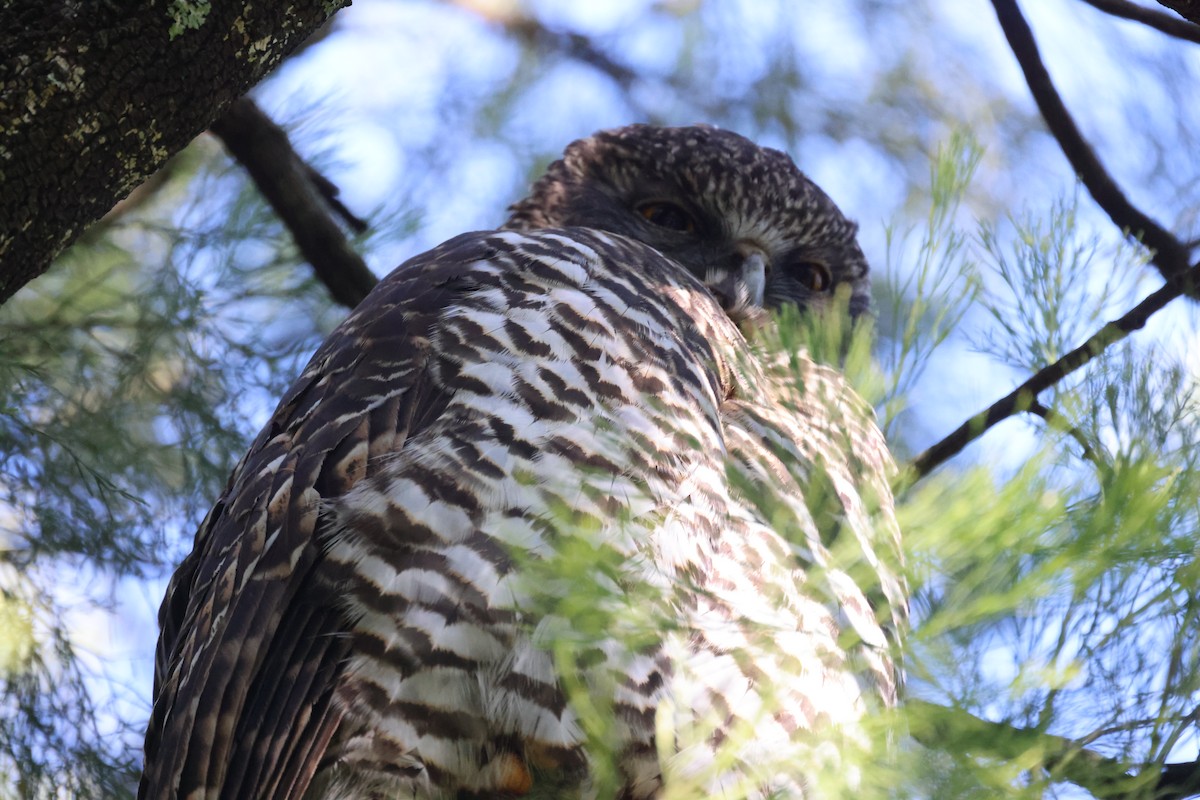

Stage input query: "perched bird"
[{"left": 140, "top": 124, "right": 904, "bottom": 799}]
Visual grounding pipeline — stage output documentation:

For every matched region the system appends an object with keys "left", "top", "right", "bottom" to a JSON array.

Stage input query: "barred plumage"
[{"left": 141, "top": 125, "right": 904, "bottom": 799}]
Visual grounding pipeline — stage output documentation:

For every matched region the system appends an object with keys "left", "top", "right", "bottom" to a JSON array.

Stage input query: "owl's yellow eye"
[
  {"left": 795, "top": 262, "right": 832, "bottom": 293},
  {"left": 636, "top": 202, "right": 696, "bottom": 234}
]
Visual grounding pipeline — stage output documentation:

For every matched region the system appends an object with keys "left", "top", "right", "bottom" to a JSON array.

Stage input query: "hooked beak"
[
  {"left": 739, "top": 251, "right": 767, "bottom": 308},
  {"left": 705, "top": 248, "right": 769, "bottom": 327}
]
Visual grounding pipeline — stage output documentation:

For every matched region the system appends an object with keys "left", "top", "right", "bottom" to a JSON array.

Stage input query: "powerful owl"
[{"left": 140, "top": 124, "right": 904, "bottom": 799}]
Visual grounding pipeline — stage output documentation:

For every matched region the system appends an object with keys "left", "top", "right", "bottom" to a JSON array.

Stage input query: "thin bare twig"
[
  {"left": 509, "top": 19, "right": 639, "bottom": 88},
  {"left": 991, "top": 0, "right": 1192, "bottom": 283},
  {"left": 1079, "top": 0, "right": 1200, "bottom": 44},
  {"left": 450, "top": 1, "right": 640, "bottom": 88},
  {"left": 1025, "top": 399, "right": 1104, "bottom": 468},
  {"left": 909, "top": 259, "right": 1200, "bottom": 477},
  {"left": 210, "top": 98, "right": 378, "bottom": 310},
  {"left": 301, "top": 163, "right": 368, "bottom": 233},
  {"left": 909, "top": 699, "right": 1200, "bottom": 798}
]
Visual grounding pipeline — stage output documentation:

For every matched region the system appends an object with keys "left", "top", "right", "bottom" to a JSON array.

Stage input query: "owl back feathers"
[{"left": 142, "top": 227, "right": 901, "bottom": 800}]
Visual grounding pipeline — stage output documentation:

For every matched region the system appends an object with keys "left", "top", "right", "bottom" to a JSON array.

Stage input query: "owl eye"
[
  {"left": 793, "top": 262, "right": 832, "bottom": 293},
  {"left": 636, "top": 202, "right": 696, "bottom": 234}
]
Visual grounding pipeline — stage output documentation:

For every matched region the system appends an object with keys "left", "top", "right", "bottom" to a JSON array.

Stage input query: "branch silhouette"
[
  {"left": 1157, "top": 1, "right": 1200, "bottom": 27},
  {"left": 910, "top": 259, "right": 1200, "bottom": 477},
  {"left": 1025, "top": 399, "right": 1103, "bottom": 469},
  {"left": 211, "top": 98, "right": 378, "bottom": 310},
  {"left": 909, "top": 0, "right": 1198, "bottom": 478},
  {"left": 991, "top": 0, "right": 1191, "bottom": 283},
  {"left": 1079, "top": 0, "right": 1200, "bottom": 44}
]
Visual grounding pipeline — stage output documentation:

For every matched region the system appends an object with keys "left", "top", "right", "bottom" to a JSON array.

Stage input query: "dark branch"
[
  {"left": 506, "top": 18, "right": 639, "bottom": 88},
  {"left": 1161, "top": 760, "right": 1200, "bottom": 798},
  {"left": 1158, "top": 1, "right": 1200, "bottom": 26},
  {"left": 991, "top": 0, "right": 1191, "bottom": 282},
  {"left": 449, "top": 1, "right": 640, "bottom": 89},
  {"left": 1080, "top": 0, "right": 1200, "bottom": 43},
  {"left": 908, "top": 699, "right": 1200, "bottom": 799},
  {"left": 1025, "top": 400, "right": 1104, "bottom": 468},
  {"left": 909, "top": 260, "right": 1200, "bottom": 477},
  {"left": 301, "top": 162, "right": 369, "bottom": 234},
  {"left": 209, "top": 98, "right": 378, "bottom": 310}
]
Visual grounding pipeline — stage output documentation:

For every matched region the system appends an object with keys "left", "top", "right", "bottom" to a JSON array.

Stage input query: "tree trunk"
[{"left": 0, "top": 0, "right": 348, "bottom": 305}]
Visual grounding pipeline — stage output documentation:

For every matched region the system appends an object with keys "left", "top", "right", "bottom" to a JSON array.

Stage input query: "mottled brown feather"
[
  {"left": 142, "top": 125, "right": 904, "bottom": 800},
  {"left": 141, "top": 256, "right": 465, "bottom": 798}
]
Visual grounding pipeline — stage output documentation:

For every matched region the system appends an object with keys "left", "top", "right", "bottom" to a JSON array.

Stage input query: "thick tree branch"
[
  {"left": 1158, "top": 1, "right": 1200, "bottom": 26},
  {"left": 910, "top": 260, "right": 1200, "bottom": 477},
  {"left": 1081, "top": 0, "right": 1200, "bottom": 43},
  {"left": 0, "top": 1, "right": 347, "bottom": 306},
  {"left": 908, "top": 699, "right": 1200, "bottom": 798},
  {"left": 991, "top": 0, "right": 1192, "bottom": 282},
  {"left": 210, "top": 99, "right": 378, "bottom": 310}
]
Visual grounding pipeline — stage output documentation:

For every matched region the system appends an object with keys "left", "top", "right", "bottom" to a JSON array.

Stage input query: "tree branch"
[
  {"left": 1080, "top": 0, "right": 1200, "bottom": 43},
  {"left": 908, "top": 699, "right": 1200, "bottom": 799},
  {"left": 1025, "top": 399, "right": 1104, "bottom": 468},
  {"left": 507, "top": 20, "right": 639, "bottom": 88},
  {"left": 450, "top": 1, "right": 640, "bottom": 89},
  {"left": 210, "top": 98, "right": 378, "bottom": 310},
  {"left": 991, "top": 0, "right": 1192, "bottom": 283},
  {"left": 909, "top": 259, "right": 1200, "bottom": 477},
  {"left": 1158, "top": 1, "right": 1200, "bottom": 26},
  {"left": 0, "top": 0, "right": 347, "bottom": 306}
]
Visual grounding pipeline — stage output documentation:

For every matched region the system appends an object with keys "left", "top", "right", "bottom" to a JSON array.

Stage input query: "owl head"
[{"left": 504, "top": 124, "right": 870, "bottom": 321}]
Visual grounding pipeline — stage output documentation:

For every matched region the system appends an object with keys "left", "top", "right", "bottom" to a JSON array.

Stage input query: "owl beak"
[
  {"left": 704, "top": 250, "right": 768, "bottom": 308},
  {"left": 704, "top": 248, "right": 770, "bottom": 330},
  {"left": 739, "top": 251, "right": 767, "bottom": 308}
]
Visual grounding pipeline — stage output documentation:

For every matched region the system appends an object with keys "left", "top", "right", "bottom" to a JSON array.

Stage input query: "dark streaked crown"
[{"left": 504, "top": 124, "right": 871, "bottom": 318}]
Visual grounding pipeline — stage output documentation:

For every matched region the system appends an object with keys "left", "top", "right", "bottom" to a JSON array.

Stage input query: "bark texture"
[{"left": 0, "top": 0, "right": 348, "bottom": 305}]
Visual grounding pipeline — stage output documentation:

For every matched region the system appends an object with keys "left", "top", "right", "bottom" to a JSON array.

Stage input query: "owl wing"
[{"left": 139, "top": 233, "right": 500, "bottom": 800}]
